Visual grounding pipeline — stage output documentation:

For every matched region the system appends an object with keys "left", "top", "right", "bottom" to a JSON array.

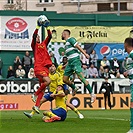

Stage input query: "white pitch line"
[{"left": 68, "top": 116, "right": 130, "bottom": 121}]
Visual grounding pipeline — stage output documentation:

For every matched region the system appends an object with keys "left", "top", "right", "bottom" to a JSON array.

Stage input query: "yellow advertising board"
[
  {"left": 48, "top": 26, "right": 132, "bottom": 43},
  {"left": 0, "top": 94, "right": 130, "bottom": 110}
]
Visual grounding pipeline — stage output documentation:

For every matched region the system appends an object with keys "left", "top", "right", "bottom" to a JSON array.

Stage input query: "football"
[
  {"left": 37, "top": 15, "right": 50, "bottom": 27},
  {"left": 101, "top": 88, "right": 106, "bottom": 93}
]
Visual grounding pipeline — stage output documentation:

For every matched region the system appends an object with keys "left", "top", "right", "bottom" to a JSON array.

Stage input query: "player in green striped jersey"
[
  {"left": 124, "top": 37, "right": 133, "bottom": 133},
  {"left": 61, "top": 29, "right": 96, "bottom": 103}
]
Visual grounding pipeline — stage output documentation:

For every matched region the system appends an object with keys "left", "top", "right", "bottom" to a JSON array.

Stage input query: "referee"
[{"left": 99, "top": 77, "right": 113, "bottom": 109}]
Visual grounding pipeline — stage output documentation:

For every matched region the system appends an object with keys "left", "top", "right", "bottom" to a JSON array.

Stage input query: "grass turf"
[{"left": 0, "top": 110, "right": 130, "bottom": 133}]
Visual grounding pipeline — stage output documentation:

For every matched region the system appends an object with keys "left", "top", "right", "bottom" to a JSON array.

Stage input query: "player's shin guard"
[
  {"left": 35, "top": 91, "right": 44, "bottom": 107},
  {"left": 130, "top": 108, "right": 133, "bottom": 130},
  {"left": 35, "top": 83, "right": 46, "bottom": 96}
]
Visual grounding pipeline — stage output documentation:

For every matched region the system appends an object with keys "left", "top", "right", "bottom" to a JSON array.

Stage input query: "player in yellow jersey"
[
  {"left": 24, "top": 63, "right": 63, "bottom": 118},
  {"left": 57, "top": 56, "right": 84, "bottom": 119},
  {"left": 42, "top": 85, "right": 67, "bottom": 122}
]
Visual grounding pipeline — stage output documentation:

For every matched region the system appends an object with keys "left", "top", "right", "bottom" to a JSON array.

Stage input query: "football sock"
[
  {"left": 44, "top": 111, "right": 56, "bottom": 118},
  {"left": 77, "top": 72, "right": 92, "bottom": 93},
  {"left": 73, "top": 107, "right": 80, "bottom": 115},
  {"left": 69, "top": 83, "right": 76, "bottom": 90},
  {"left": 35, "top": 91, "right": 44, "bottom": 107},
  {"left": 30, "top": 110, "right": 35, "bottom": 116},
  {"left": 86, "top": 84, "right": 92, "bottom": 94},
  {"left": 35, "top": 83, "right": 46, "bottom": 96},
  {"left": 130, "top": 108, "right": 133, "bottom": 130}
]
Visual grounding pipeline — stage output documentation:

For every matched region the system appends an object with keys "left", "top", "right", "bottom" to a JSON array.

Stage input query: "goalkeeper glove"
[{"left": 36, "top": 20, "right": 41, "bottom": 29}]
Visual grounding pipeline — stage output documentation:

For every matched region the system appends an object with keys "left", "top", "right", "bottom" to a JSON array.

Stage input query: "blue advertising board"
[{"left": 94, "top": 43, "right": 128, "bottom": 60}]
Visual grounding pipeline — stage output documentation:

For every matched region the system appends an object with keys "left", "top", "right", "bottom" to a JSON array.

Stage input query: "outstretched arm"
[
  {"left": 31, "top": 28, "right": 39, "bottom": 50},
  {"left": 43, "top": 27, "right": 52, "bottom": 47},
  {"left": 75, "top": 44, "right": 89, "bottom": 59}
]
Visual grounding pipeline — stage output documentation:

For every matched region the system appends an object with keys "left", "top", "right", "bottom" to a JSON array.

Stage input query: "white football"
[
  {"left": 37, "top": 15, "right": 50, "bottom": 27},
  {"left": 101, "top": 88, "right": 106, "bottom": 93}
]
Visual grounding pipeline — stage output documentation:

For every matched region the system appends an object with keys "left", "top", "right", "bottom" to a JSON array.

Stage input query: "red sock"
[
  {"left": 35, "top": 91, "right": 44, "bottom": 107},
  {"left": 35, "top": 83, "right": 46, "bottom": 96}
]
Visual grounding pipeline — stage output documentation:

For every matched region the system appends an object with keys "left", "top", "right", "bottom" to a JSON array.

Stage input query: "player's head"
[
  {"left": 56, "top": 85, "right": 64, "bottom": 92},
  {"left": 49, "top": 63, "right": 56, "bottom": 73},
  {"left": 90, "top": 63, "right": 94, "bottom": 68},
  {"left": 25, "top": 51, "right": 30, "bottom": 56},
  {"left": 62, "top": 56, "right": 67, "bottom": 65},
  {"left": 104, "top": 77, "right": 108, "bottom": 82},
  {"left": 62, "top": 29, "right": 71, "bottom": 40},
  {"left": 18, "top": 65, "right": 22, "bottom": 69},
  {"left": 103, "top": 56, "right": 107, "bottom": 61},
  {"left": 36, "top": 34, "right": 40, "bottom": 43},
  {"left": 124, "top": 37, "right": 133, "bottom": 54}
]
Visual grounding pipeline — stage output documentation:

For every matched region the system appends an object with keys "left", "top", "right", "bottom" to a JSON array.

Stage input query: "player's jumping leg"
[
  {"left": 76, "top": 72, "right": 96, "bottom": 103},
  {"left": 63, "top": 76, "right": 79, "bottom": 96},
  {"left": 32, "top": 76, "right": 51, "bottom": 114},
  {"left": 127, "top": 85, "right": 133, "bottom": 133}
]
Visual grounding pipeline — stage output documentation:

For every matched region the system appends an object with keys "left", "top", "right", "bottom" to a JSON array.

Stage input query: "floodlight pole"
[{"left": 117, "top": 0, "right": 120, "bottom": 16}]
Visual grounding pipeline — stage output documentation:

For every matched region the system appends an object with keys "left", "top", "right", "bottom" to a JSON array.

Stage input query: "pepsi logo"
[
  {"left": 100, "top": 46, "right": 111, "bottom": 57},
  {"left": 6, "top": 18, "right": 27, "bottom": 32}
]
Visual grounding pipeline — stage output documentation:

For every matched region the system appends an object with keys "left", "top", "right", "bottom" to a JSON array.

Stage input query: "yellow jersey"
[
  {"left": 57, "top": 64, "right": 65, "bottom": 78},
  {"left": 53, "top": 90, "right": 67, "bottom": 111},
  {"left": 49, "top": 71, "right": 63, "bottom": 92}
]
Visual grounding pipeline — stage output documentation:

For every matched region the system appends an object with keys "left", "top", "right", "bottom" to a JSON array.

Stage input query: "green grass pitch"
[{"left": 0, "top": 110, "right": 130, "bottom": 133}]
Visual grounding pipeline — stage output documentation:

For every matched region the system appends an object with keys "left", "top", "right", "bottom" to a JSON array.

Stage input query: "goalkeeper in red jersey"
[{"left": 29, "top": 18, "right": 52, "bottom": 114}]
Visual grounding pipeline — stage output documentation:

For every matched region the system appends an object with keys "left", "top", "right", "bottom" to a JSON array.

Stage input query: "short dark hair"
[
  {"left": 52, "top": 63, "right": 56, "bottom": 67},
  {"left": 64, "top": 29, "right": 71, "bottom": 35},
  {"left": 63, "top": 56, "right": 67, "bottom": 60},
  {"left": 124, "top": 37, "right": 133, "bottom": 47}
]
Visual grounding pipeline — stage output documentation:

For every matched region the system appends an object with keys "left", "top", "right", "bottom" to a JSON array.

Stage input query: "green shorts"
[
  {"left": 131, "top": 84, "right": 133, "bottom": 102},
  {"left": 64, "top": 58, "right": 82, "bottom": 77}
]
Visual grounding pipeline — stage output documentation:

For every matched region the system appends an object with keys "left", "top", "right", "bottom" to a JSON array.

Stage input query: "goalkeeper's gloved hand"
[
  {"left": 43, "top": 20, "right": 50, "bottom": 27},
  {"left": 46, "top": 26, "right": 50, "bottom": 30},
  {"left": 36, "top": 20, "right": 41, "bottom": 29}
]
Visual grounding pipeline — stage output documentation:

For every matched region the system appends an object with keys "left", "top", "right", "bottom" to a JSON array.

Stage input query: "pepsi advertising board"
[{"left": 94, "top": 43, "right": 128, "bottom": 60}]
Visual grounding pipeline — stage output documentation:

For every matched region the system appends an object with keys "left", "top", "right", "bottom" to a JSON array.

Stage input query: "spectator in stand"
[
  {"left": 100, "top": 56, "right": 110, "bottom": 69},
  {"left": 90, "top": 50, "right": 98, "bottom": 67},
  {"left": 88, "top": 64, "right": 99, "bottom": 78},
  {"left": 111, "top": 57, "right": 120, "bottom": 70},
  {"left": 13, "top": 56, "right": 22, "bottom": 71},
  {"left": 110, "top": 67, "right": 121, "bottom": 78},
  {"left": 0, "top": 57, "right": 3, "bottom": 76},
  {"left": 28, "top": 68, "right": 36, "bottom": 79},
  {"left": 7, "top": 66, "right": 15, "bottom": 79},
  {"left": 99, "top": 66, "right": 104, "bottom": 78},
  {"left": 102, "top": 68, "right": 111, "bottom": 79},
  {"left": 16, "top": 65, "right": 25, "bottom": 78},
  {"left": 49, "top": 51, "right": 58, "bottom": 67},
  {"left": 80, "top": 49, "right": 90, "bottom": 68},
  {"left": 82, "top": 64, "right": 88, "bottom": 78},
  {"left": 122, "top": 57, "right": 128, "bottom": 72},
  {"left": 59, "top": 51, "right": 65, "bottom": 64},
  {"left": 80, "top": 49, "right": 90, "bottom": 78},
  {"left": 110, "top": 67, "right": 125, "bottom": 78},
  {"left": 22, "top": 51, "right": 32, "bottom": 78}
]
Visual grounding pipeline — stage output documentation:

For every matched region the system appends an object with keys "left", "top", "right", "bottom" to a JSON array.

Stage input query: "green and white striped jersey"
[
  {"left": 65, "top": 37, "right": 80, "bottom": 61},
  {"left": 126, "top": 50, "right": 133, "bottom": 80}
]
